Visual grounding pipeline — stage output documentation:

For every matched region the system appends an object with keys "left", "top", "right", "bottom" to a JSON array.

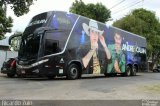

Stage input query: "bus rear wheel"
[
  {"left": 131, "top": 65, "right": 137, "bottom": 76},
  {"left": 123, "top": 66, "right": 131, "bottom": 77},
  {"left": 67, "top": 64, "right": 79, "bottom": 80}
]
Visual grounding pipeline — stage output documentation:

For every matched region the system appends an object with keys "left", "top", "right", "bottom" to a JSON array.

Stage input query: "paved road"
[{"left": 0, "top": 73, "right": 160, "bottom": 100}]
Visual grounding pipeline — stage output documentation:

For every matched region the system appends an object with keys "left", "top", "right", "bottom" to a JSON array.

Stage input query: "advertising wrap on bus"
[{"left": 13, "top": 11, "right": 147, "bottom": 79}]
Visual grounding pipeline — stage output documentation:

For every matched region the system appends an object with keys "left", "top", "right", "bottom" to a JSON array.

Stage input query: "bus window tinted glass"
[{"left": 44, "top": 39, "right": 60, "bottom": 55}]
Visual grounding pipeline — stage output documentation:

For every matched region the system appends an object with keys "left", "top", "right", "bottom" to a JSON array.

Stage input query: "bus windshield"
[
  {"left": 19, "top": 12, "right": 50, "bottom": 59},
  {"left": 19, "top": 35, "right": 40, "bottom": 59}
]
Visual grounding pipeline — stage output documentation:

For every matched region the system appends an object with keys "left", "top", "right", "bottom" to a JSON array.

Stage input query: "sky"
[{"left": 6, "top": 0, "right": 160, "bottom": 36}]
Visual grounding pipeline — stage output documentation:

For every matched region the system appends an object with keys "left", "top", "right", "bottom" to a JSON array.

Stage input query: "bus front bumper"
[{"left": 16, "top": 59, "right": 49, "bottom": 76}]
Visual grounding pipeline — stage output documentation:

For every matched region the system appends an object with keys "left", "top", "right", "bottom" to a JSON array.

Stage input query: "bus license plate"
[{"left": 21, "top": 70, "right": 25, "bottom": 74}]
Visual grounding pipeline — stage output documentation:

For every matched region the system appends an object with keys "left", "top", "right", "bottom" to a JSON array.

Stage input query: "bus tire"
[
  {"left": 131, "top": 65, "right": 137, "bottom": 76},
  {"left": 67, "top": 64, "right": 79, "bottom": 80},
  {"left": 123, "top": 66, "right": 131, "bottom": 77}
]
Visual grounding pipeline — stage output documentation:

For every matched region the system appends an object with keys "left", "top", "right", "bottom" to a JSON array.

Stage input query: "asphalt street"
[{"left": 0, "top": 72, "right": 160, "bottom": 100}]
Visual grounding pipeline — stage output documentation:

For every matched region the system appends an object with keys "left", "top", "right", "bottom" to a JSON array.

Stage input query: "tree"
[
  {"left": 0, "top": 7, "right": 13, "bottom": 40},
  {"left": 0, "top": 0, "right": 36, "bottom": 39},
  {"left": 69, "top": 0, "right": 111, "bottom": 23},
  {"left": 113, "top": 8, "right": 160, "bottom": 69}
]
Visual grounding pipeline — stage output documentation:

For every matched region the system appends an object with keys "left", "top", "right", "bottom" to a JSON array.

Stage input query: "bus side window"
[{"left": 45, "top": 39, "right": 59, "bottom": 55}]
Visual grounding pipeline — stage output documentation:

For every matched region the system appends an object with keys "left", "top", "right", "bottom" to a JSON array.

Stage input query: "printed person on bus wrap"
[
  {"left": 77, "top": 20, "right": 111, "bottom": 74},
  {"left": 107, "top": 31, "right": 126, "bottom": 73}
]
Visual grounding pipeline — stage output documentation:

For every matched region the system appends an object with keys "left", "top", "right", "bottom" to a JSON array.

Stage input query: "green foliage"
[
  {"left": 0, "top": 6, "right": 13, "bottom": 39},
  {"left": 0, "top": 0, "right": 36, "bottom": 39},
  {"left": 0, "top": 0, "right": 36, "bottom": 17},
  {"left": 113, "top": 8, "right": 160, "bottom": 68},
  {"left": 0, "top": 35, "right": 5, "bottom": 40},
  {"left": 0, "top": 7, "right": 11, "bottom": 38},
  {"left": 70, "top": 0, "right": 111, "bottom": 23}
]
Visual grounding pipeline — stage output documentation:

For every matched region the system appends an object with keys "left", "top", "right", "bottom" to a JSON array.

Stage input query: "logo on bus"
[
  {"left": 60, "top": 58, "right": 64, "bottom": 63},
  {"left": 28, "top": 19, "right": 47, "bottom": 27},
  {"left": 122, "top": 42, "right": 146, "bottom": 54}
]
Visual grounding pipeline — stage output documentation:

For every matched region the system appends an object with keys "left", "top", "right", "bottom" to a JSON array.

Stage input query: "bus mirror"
[
  {"left": 9, "top": 34, "right": 22, "bottom": 51},
  {"left": 9, "top": 34, "right": 22, "bottom": 45}
]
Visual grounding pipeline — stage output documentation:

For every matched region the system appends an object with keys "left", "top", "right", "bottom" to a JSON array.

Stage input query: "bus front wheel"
[{"left": 67, "top": 64, "right": 79, "bottom": 80}]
